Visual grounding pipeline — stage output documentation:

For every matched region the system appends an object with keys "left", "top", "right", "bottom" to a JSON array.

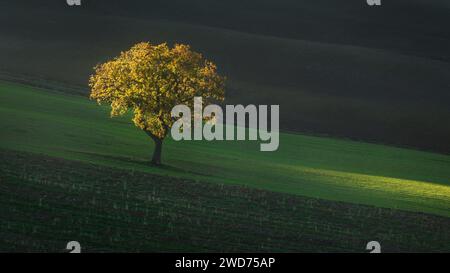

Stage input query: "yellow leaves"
[{"left": 89, "top": 41, "right": 226, "bottom": 139}]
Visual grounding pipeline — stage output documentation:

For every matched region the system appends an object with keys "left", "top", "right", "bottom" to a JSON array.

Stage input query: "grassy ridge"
[
  {"left": 1, "top": 150, "right": 449, "bottom": 252},
  {"left": 0, "top": 82, "right": 449, "bottom": 217}
]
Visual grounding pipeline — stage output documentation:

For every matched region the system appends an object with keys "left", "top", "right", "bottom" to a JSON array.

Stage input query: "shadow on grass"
[{"left": 67, "top": 149, "right": 215, "bottom": 179}]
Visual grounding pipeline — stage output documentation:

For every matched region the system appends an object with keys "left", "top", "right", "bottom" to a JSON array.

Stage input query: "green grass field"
[
  {"left": 2, "top": 149, "right": 449, "bottom": 252},
  {"left": 1, "top": 81, "right": 450, "bottom": 252},
  {"left": 1, "top": 81, "right": 449, "bottom": 218}
]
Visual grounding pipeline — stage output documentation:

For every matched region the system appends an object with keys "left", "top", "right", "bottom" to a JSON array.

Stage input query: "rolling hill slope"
[
  {"left": 2, "top": 149, "right": 449, "bottom": 252},
  {"left": 1, "top": 81, "right": 449, "bottom": 217},
  {"left": 0, "top": 0, "right": 449, "bottom": 153},
  {"left": 1, "top": 0, "right": 449, "bottom": 254},
  {"left": 0, "top": 81, "right": 449, "bottom": 252}
]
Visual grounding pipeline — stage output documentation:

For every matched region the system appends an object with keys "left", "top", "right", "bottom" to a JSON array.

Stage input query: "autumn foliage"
[{"left": 89, "top": 42, "right": 225, "bottom": 165}]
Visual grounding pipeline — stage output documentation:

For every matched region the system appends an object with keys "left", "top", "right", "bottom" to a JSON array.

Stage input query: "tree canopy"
[{"left": 89, "top": 42, "right": 225, "bottom": 164}]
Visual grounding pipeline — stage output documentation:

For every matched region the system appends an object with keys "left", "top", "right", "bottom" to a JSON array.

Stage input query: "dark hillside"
[{"left": 1, "top": 0, "right": 449, "bottom": 152}]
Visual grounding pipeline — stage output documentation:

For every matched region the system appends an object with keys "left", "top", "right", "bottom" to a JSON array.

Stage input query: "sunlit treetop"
[{"left": 89, "top": 42, "right": 226, "bottom": 140}]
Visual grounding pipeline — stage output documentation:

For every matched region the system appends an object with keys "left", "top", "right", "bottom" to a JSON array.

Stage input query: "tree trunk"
[
  {"left": 151, "top": 137, "right": 163, "bottom": 166},
  {"left": 144, "top": 130, "right": 165, "bottom": 166}
]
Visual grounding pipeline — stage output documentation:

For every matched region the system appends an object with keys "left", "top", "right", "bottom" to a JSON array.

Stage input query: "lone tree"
[{"left": 89, "top": 42, "right": 225, "bottom": 165}]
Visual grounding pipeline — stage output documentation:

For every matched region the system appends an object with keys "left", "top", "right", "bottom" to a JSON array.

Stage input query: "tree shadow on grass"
[{"left": 67, "top": 150, "right": 214, "bottom": 178}]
